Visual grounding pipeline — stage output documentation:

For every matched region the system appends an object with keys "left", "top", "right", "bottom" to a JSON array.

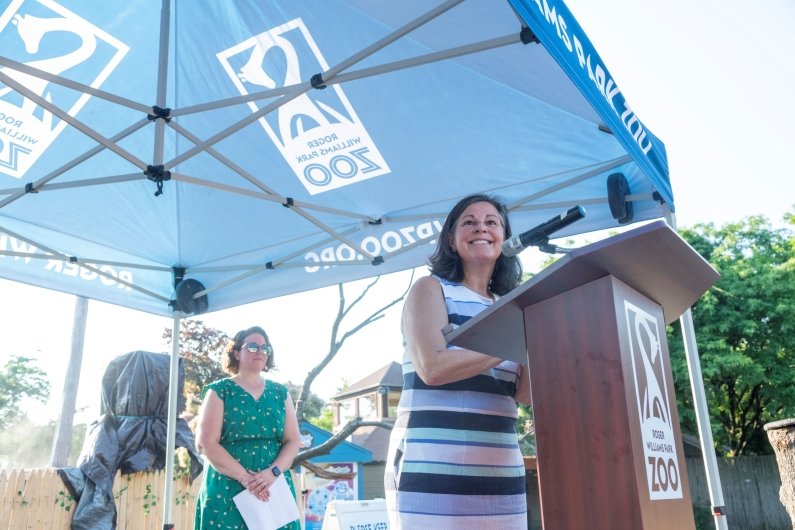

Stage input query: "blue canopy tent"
[{"left": 0, "top": 0, "right": 724, "bottom": 527}]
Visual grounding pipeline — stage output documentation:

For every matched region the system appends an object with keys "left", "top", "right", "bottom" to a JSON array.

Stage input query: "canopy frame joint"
[
  {"left": 145, "top": 165, "right": 172, "bottom": 196},
  {"left": 310, "top": 73, "right": 327, "bottom": 89},
  {"left": 148, "top": 105, "right": 172, "bottom": 122},
  {"left": 520, "top": 27, "right": 539, "bottom": 44}
]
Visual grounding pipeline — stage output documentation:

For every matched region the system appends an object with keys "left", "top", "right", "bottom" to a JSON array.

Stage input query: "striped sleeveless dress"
[{"left": 385, "top": 276, "right": 527, "bottom": 529}]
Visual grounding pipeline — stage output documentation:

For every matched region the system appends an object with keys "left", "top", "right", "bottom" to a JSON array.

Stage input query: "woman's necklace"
[{"left": 462, "top": 279, "right": 491, "bottom": 299}]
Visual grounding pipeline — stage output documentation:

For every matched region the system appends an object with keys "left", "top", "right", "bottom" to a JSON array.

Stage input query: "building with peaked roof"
[
  {"left": 330, "top": 361, "right": 403, "bottom": 498},
  {"left": 332, "top": 361, "right": 403, "bottom": 431}
]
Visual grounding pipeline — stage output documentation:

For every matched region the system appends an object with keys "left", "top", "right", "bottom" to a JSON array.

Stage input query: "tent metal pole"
[
  {"left": 0, "top": 71, "right": 146, "bottom": 169},
  {"left": 20, "top": 172, "right": 157, "bottom": 192},
  {"left": 152, "top": 0, "right": 171, "bottom": 166},
  {"left": 159, "top": 1, "right": 176, "bottom": 526},
  {"left": 174, "top": 31, "right": 521, "bottom": 117},
  {"left": 162, "top": 310, "right": 181, "bottom": 529},
  {"left": 509, "top": 156, "right": 631, "bottom": 208},
  {"left": 663, "top": 208, "right": 728, "bottom": 530},
  {"left": 0, "top": 56, "right": 150, "bottom": 113},
  {"left": 0, "top": 120, "right": 148, "bottom": 209}
]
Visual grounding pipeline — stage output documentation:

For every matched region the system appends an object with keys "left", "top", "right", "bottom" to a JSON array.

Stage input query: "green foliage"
[
  {"left": 55, "top": 490, "right": 75, "bottom": 512},
  {"left": 0, "top": 420, "right": 86, "bottom": 469},
  {"left": 284, "top": 381, "right": 326, "bottom": 419},
  {"left": 0, "top": 356, "right": 50, "bottom": 430},
  {"left": 668, "top": 215, "right": 795, "bottom": 456},
  {"left": 309, "top": 407, "right": 334, "bottom": 432},
  {"left": 692, "top": 502, "right": 714, "bottom": 530},
  {"left": 173, "top": 446, "right": 193, "bottom": 480},
  {"left": 142, "top": 482, "right": 157, "bottom": 515},
  {"left": 163, "top": 320, "right": 229, "bottom": 398},
  {"left": 17, "top": 489, "right": 29, "bottom": 506},
  {"left": 516, "top": 403, "right": 536, "bottom": 456},
  {"left": 174, "top": 488, "right": 194, "bottom": 506}
]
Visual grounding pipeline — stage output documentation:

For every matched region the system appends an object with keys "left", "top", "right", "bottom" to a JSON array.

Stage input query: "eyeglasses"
[{"left": 243, "top": 342, "right": 273, "bottom": 355}]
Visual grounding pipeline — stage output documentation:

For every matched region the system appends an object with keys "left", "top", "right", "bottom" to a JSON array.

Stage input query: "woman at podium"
[{"left": 385, "top": 194, "right": 531, "bottom": 529}]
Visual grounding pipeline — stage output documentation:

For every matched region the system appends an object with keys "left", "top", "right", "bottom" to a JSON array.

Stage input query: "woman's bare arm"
[{"left": 404, "top": 276, "right": 503, "bottom": 385}]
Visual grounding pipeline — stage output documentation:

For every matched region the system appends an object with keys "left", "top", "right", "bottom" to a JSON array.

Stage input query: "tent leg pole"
[
  {"left": 664, "top": 210, "right": 728, "bottom": 529},
  {"left": 680, "top": 308, "right": 728, "bottom": 529},
  {"left": 162, "top": 311, "right": 181, "bottom": 529}
]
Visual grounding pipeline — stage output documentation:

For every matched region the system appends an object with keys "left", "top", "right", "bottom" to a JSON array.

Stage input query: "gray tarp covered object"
[{"left": 58, "top": 351, "right": 202, "bottom": 530}]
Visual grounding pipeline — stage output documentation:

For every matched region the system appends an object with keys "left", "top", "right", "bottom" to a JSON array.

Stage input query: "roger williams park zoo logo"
[
  {"left": 625, "top": 300, "right": 684, "bottom": 501},
  {"left": 0, "top": 0, "right": 128, "bottom": 179},
  {"left": 216, "top": 18, "right": 390, "bottom": 195}
]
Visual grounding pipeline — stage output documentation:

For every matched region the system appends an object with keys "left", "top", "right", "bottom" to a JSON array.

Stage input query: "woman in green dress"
[{"left": 194, "top": 325, "right": 302, "bottom": 529}]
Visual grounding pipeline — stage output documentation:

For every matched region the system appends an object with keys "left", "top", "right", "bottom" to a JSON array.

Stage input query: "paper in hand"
[{"left": 233, "top": 474, "right": 300, "bottom": 530}]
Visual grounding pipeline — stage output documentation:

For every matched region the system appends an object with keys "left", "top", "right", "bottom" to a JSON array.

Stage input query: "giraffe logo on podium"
[
  {"left": 625, "top": 300, "right": 684, "bottom": 500},
  {"left": 217, "top": 18, "right": 390, "bottom": 195},
  {"left": 0, "top": 0, "right": 128, "bottom": 179}
]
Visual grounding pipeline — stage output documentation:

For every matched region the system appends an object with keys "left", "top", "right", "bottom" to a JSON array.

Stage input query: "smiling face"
[{"left": 449, "top": 201, "right": 505, "bottom": 265}]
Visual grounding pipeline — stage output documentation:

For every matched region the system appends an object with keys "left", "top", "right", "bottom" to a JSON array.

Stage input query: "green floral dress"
[{"left": 194, "top": 378, "right": 300, "bottom": 530}]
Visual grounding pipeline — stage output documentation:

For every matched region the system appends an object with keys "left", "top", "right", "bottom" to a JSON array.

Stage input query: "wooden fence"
[
  {"left": 2, "top": 457, "right": 792, "bottom": 529},
  {"left": 686, "top": 455, "right": 791, "bottom": 530},
  {"left": 0, "top": 468, "right": 200, "bottom": 529}
]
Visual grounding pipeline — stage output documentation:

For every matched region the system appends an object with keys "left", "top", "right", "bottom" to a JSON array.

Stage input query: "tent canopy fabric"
[{"left": 0, "top": 0, "right": 672, "bottom": 317}]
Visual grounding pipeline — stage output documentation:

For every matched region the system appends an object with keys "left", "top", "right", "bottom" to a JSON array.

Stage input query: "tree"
[
  {"left": 0, "top": 419, "right": 86, "bottom": 468},
  {"left": 294, "top": 275, "right": 411, "bottom": 422},
  {"left": 0, "top": 356, "right": 50, "bottom": 430},
  {"left": 310, "top": 407, "right": 334, "bottom": 432},
  {"left": 163, "top": 320, "right": 229, "bottom": 400},
  {"left": 283, "top": 381, "right": 325, "bottom": 420},
  {"left": 293, "top": 275, "right": 412, "bottom": 467},
  {"left": 668, "top": 214, "right": 795, "bottom": 456}
]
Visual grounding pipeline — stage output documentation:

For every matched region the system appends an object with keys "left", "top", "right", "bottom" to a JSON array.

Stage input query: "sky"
[{"left": 1, "top": 1, "right": 794, "bottom": 431}]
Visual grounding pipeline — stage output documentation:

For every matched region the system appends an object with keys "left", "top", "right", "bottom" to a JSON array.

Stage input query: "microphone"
[{"left": 501, "top": 206, "right": 586, "bottom": 257}]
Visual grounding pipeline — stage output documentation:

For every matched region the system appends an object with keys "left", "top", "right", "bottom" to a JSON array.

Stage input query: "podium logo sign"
[
  {"left": 217, "top": 19, "right": 390, "bottom": 195},
  {"left": 625, "top": 301, "right": 683, "bottom": 500}
]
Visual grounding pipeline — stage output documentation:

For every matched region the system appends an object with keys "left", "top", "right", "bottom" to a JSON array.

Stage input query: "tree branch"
[
  {"left": 294, "top": 416, "right": 393, "bottom": 465},
  {"left": 296, "top": 272, "right": 414, "bottom": 420}
]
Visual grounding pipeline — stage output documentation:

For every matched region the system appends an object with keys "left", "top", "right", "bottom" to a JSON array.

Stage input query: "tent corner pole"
[
  {"left": 162, "top": 311, "right": 181, "bottom": 529},
  {"left": 664, "top": 208, "right": 729, "bottom": 530}
]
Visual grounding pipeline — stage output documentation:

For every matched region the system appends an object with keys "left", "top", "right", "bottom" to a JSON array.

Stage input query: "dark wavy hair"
[
  {"left": 428, "top": 194, "right": 522, "bottom": 296},
  {"left": 223, "top": 326, "right": 274, "bottom": 374}
]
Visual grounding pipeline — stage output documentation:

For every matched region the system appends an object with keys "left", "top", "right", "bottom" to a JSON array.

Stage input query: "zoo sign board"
[{"left": 625, "top": 300, "right": 684, "bottom": 500}]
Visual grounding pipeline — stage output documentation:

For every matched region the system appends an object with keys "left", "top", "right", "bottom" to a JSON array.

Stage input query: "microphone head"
[{"left": 501, "top": 237, "right": 522, "bottom": 257}]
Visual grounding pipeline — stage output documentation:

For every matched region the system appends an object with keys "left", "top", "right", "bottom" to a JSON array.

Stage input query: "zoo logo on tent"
[
  {"left": 217, "top": 19, "right": 390, "bottom": 195},
  {"left": 625, "top": 300, "right": 683, "bottom": 500},
  {"left": 0, "top": 0, "right": 128, "bottom": 179}
]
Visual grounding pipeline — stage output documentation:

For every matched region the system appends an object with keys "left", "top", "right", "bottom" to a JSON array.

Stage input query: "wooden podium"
[{"left": 447, "top": 220, "right": 719, "bottom": 530}]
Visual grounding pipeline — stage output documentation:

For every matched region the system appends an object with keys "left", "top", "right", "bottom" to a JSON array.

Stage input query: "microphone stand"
[{"left": 535, "top": 237, "right": 576, "bottom": 255}]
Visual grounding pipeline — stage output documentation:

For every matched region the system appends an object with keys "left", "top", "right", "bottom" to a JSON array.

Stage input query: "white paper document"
[{"left": 233, "top": 474, "right": 300, "bottom": 530}]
